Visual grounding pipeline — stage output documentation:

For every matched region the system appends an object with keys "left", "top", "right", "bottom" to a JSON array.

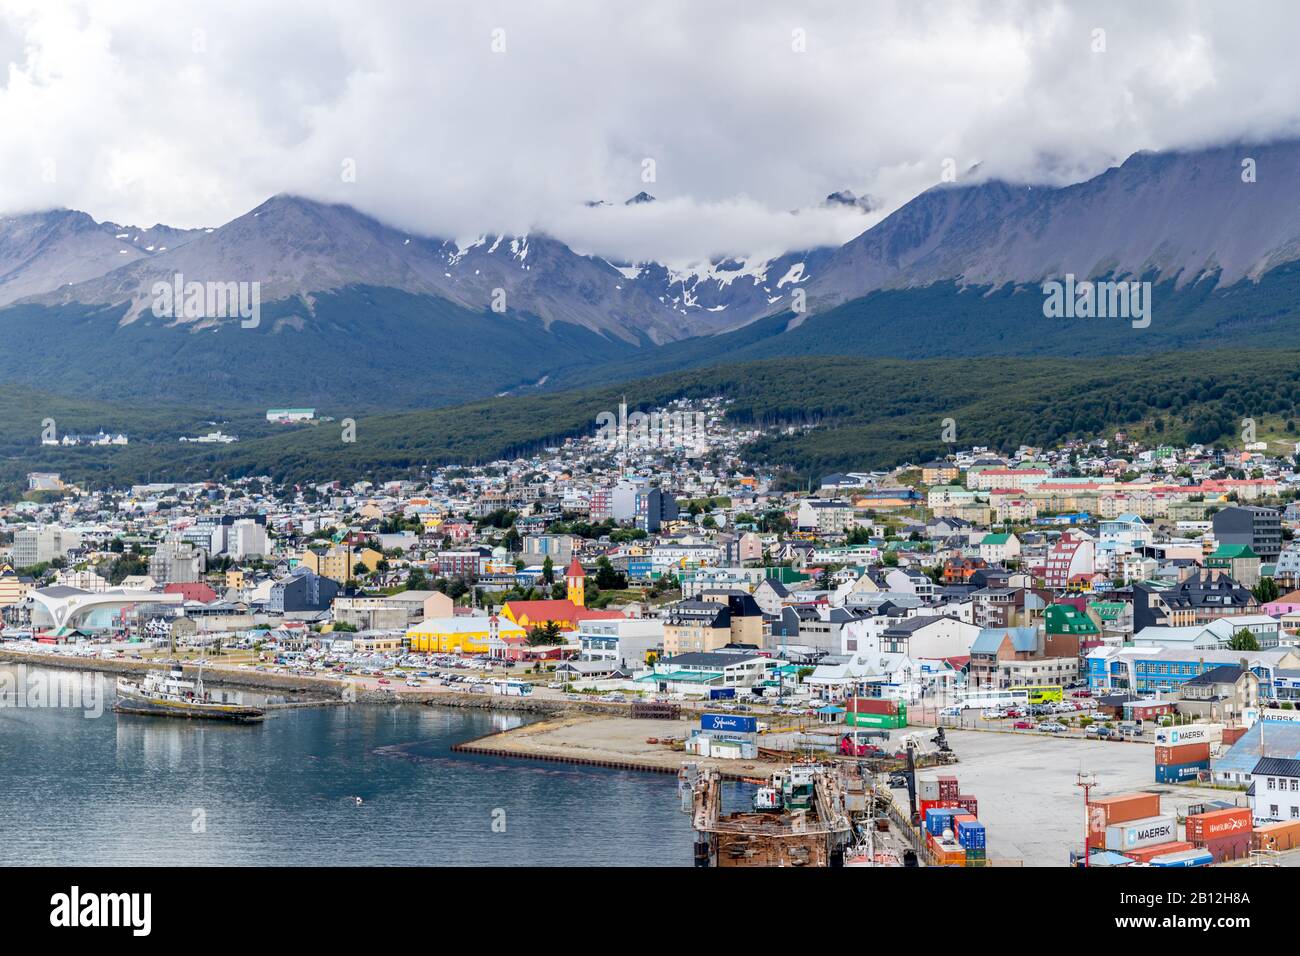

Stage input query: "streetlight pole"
[{"left": 1076, "top": 771, "right": 1096, "bottom": 867}]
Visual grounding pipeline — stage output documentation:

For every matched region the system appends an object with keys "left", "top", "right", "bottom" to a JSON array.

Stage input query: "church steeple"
[{"left": 565, "top": 557, "right": 586, "bottom": 608}]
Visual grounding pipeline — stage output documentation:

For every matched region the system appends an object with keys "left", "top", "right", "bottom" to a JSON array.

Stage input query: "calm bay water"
[{"left": 0, "top": 665, "right": 713, "bottom": 866}]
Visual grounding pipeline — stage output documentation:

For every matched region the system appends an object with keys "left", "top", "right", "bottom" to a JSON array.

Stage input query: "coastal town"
[{"left": 4, "top": 398, "right": 1300, "bottom": 867}]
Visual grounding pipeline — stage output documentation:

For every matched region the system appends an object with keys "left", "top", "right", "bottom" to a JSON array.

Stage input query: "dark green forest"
[{"left": 2, "top": 349, "right": 1295, "bottom": 495}]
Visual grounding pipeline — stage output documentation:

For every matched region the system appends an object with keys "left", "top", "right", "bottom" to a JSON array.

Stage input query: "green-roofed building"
[
  {"left": 1045, "top": 603, "right": 1101, "bottom": 637},
  {"left": 1206, "top": 543, "right": 1261, "bottom": 588}
]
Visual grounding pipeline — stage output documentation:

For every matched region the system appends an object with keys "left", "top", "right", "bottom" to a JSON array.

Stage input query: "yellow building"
[
  {"left": 0, "top": 565, "right": 29, "bottom": 609},
  {"left": 299, "top": 546, "right": 383, "bottom": 582},
  {"left": 226, "top": 569, "right": 245, "bottom": 590},
  {"left": 353, "top": 633, "right": 405, "bottom": 653},
  {"left": 406, "top": 615, "right": 526, "bottom": 654}
]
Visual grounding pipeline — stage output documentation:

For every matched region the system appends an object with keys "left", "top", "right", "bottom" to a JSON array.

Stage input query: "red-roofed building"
[
  {"left": 164, "top": 582, "right": 218, "bottom": 604},
  {"left": 500, "top": 600, "right": 625, "bottom": 631}
]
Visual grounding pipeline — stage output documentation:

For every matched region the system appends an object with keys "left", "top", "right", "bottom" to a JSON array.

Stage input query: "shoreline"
[
  {"left": 0, "top": 647, "right": 339, "bottom": 699},
  {"left": 4, "top": 649, "right": 802, "bottom": 779}
]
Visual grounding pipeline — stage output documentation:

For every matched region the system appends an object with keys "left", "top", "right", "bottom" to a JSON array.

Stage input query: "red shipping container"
[
  {"left": 1222, "top": 727, "right": 1248, "bottom": 746},
  {"left": 1187, "top": 807, "right": 1252, "bottom": 843},
  {"left": 1123, "top": 840, "right": 1194, "bottom": 863},
  {"left": 846, "top": 697, "right": 898, "bottom": 716},
  {"left": 956, "top": 794, "right": 978, "bottom": 816},
  {"left": 937, "top": 775, "right": 960, "bottom": 800},
  {"left": 1087, "top": 793, "right": 1162, "bottom": 848},
  {"left": 918, "top": 798, "right": 961, "bottom": 818},
  {"left": 1200, "top": 832, "right": 1251, "bottom": 863},
  {"left": 1155, "top": 742, "right": 1211, "bottom": 765}
]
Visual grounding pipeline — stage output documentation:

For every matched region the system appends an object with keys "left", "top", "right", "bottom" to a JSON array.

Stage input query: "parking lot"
[{"left": 900, "top": 729, "right": 1223, "bottom": 866}]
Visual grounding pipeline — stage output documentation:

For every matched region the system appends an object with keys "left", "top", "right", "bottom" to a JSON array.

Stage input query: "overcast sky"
[{"left": 2, "top": 0, "right": 1298, "bottom": 266}]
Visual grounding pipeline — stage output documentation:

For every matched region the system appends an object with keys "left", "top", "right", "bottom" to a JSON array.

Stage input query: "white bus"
[
  {"left": 950, "top": 689, "right": 1029, "bottom": 712},
  {"left": 493, "top": 680, "right": 534, "bottom": 697}
]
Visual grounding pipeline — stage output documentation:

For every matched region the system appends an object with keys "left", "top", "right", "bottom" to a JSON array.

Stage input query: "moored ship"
[{"left": 114, "top": 665, "right": 265, "bottom": 723}]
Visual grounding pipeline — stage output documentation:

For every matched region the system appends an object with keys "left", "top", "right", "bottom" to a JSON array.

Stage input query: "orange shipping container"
[
  {"left": 1186, "top": 807, "right": 1252, "bottom": 843},
  {"left": 1253, "top": 820, "right": 1300, "bottom": 852},
  {"left": 1087, "top": 793, "right": 1162, "bottom": 846},
  {"left": 1155, "top": 742, "right": 1212, "bottom": 765},
  {"left": 1222, "top": 727, "right": 1248, "bottom": 746},
  {"left": 1123, "top": 840, "right": 1194, "bottom": 863},
  {"left": 927, "top": 833, "right": 967, "bottom": 866}
]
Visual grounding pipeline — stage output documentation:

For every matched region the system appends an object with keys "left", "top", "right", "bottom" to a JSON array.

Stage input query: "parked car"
[
  {"left": 1038, "top": 721, "right": 1067, "bottom": 733},
  {"left": 1086, "top": 724, "right": 1114, "bottom": 738},
  {"left": 1012, "top": 720, "right": 1034, "bottom": 730}
]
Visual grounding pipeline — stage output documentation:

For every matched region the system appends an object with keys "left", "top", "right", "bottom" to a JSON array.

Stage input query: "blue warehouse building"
[{"left": 1086, "top": 646, "right": 1300, "bottom": 697}]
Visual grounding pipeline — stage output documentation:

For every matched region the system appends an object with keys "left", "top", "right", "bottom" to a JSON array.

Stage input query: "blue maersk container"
[
  {"left": 957, "top": 819, "right": 986, "bottom": 849},
  {"left": 1154, "top": 760, "right": 1209, "bottom": 784}
]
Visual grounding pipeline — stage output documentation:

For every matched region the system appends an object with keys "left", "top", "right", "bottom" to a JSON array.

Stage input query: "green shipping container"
[{"left": 846, "top": 711, "right": 907, "bottom": 729}]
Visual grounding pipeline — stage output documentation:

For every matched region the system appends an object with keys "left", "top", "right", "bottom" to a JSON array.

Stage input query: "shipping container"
[
  {"left": 845, "top": 697, "right": 899, "bottom": 716},
  {"left": 845, "top": 710, "right": 908, "bottom": 729},
  {"left": 926, "top": 807, "right": 959, "bottom": 837},
  {"left": 918, "top": 797, "right": 961, "bottom": 818},
  {"left": 1155, "top": 759, "right": 1209, "bottom": 784},
  {"left": 918, "top": 779, "right": 940, "bottom": 802},
  {"left": 1199, "top": 832, "right": 1251, "bottom": 863},
  {"left": 1149, "top": 849, "right": 1213, "bottom": 868},
  {"left": 707, "top": 687, "right": 736, "bottom": 700},
  {"left": 1155, "top": 742, "right": 1212, "bottom": 765},
  {"left": 956, "top": 794, "right": 978, "bottom": 816},
  {"left": 1154, "top": 723, "right": 1222, "bottom": 747},
  {"left": 950, "top": 813, "right": 977, "bottom": 842},
  {"left": 1253, "top": 820, "right": 1300, "bottom": 852},
  {"left": 937, "top": 775, "right": 960, "bottom": 800},
  {"left": 957, "top": 819, "right": 986, "bottom": 850},
  {"left": 1105, "top": 814, "right": 1178, "bottom": 852},
  {"left": 926, "top": 831, "right": 967, "bottom": 866},
  {"left": 1122, "top": 840, "right": 1194, "bottom": 863},
  {"left": 700, "top": 713, "right": 757, "bottom": 734},
  {"left": 1087, "top": 793, "right": 1162, "bottom": 847},
  {"left": 1222, "top": 726, "right": 1248, "bottom": 746},
  {"left": 1186, "top": 807, "right": 1252, "bottom": 844}
]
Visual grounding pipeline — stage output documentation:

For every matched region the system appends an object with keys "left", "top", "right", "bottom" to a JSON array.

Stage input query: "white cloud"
[{"left": 1, "top": 0, "right": 1299, "bottom": 265}]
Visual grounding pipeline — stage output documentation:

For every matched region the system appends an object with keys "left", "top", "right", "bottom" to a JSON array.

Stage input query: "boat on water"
[{"left": 114, "top": 665, "right": 265, "bottom": 723}]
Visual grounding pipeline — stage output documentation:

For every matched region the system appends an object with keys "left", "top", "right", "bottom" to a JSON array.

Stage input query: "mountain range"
[{"left": 5, "top": 138, "right": 1300, "bottom": 412}]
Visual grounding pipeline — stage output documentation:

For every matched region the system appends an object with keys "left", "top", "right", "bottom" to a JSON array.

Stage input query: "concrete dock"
[{"left": 452, "top": 713, "right": 788, "bottom": 779}]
